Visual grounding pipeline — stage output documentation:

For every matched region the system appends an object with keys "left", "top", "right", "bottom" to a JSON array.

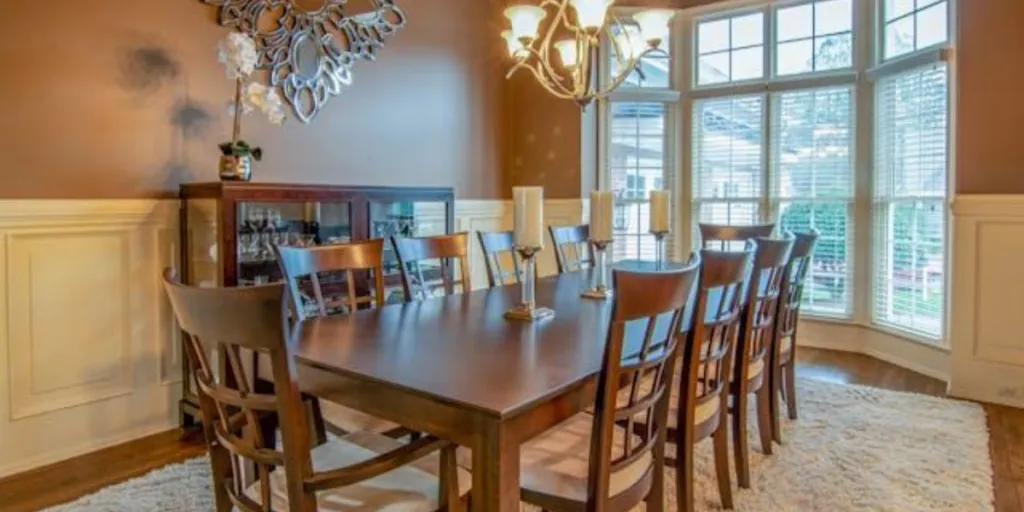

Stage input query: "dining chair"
[
  {"left": 698, "top": 223, "right": 776, "bottom": 251},
  {"left": 274, "top": 239, "right": 406, "bottom": 438},
  {"left": 391, "top": 232, "right": 472, "bottom": 301},
  {"left": 730, "top": 236, "right": 794, "bottom": 489},
  {"left": 770, "top": 230, "right": 819, "bottom": 443},
  {"left": 633, "top": 248, "right": 753, "bottom": 512},
  {"left": 549, "top": 224, "right": 594, "bottom": 273},
  {"left": 476, "top": 230, "right": 521, "bottom": 288},
  {"left": 517, "top": 265, "right": 698, "bottom": 512},
  {"left": 161, "top": 269, "right": 471, "bottom": 512},
  {"left": 274, "top": 239, "right": 387, "bottom": 320}
]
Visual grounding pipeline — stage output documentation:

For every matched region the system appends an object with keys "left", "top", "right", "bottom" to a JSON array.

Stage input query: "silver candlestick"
[
  {"left": 581, "top": 240, "right": 612, "bottom": 300},
  {"left": 504, "top": 246, "right": 555, "bottom": 321},
  {"left": 651, "top": 230, "right": 669, "bottom": 270}
]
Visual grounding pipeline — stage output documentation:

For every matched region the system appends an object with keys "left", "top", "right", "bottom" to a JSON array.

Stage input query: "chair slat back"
[
  {"left": 737, "top": 237, "right": 795, "bottom": 382},
  {"left": 587, "top": 265, "right": 699, "bottom": 506},
  {"left": 679, "top": 249, "right": 754, "bottom": 422},
  {"left": 162, "top": 269, "right": 312, "bottom": 512},
  {"left": 549, "top": 224, "right": 594, "bottom": 273},
  {"left": 699, "top": 223, "right": 776, "bottom": 251},
  {"left": 392, "top": 232, "right": 472, "bottom": 302},
  {"left": 477, "top": 230, "right": 522, "bottom": 288},
  {"left": 777, "top": 230, "right": 819, "bottom": 339},
  {"left": 274, "top": 239, "right": 387, "bottom": 320}
]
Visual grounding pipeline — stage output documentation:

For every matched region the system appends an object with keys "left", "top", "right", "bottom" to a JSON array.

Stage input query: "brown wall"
[
  {"left": 507, "top": 0, "right": 1024, "bottom": 197},
  {"left": 955, "top": 0, "right": 1024, "bottom": 194},
  {"left": 0, "top": 0, "right": 506, "bottom": 198}
]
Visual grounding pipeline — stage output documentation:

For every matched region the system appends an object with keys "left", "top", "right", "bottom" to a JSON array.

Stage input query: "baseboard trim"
[{"left": 0, "top": 422, "right": 176, "bottom": 479}]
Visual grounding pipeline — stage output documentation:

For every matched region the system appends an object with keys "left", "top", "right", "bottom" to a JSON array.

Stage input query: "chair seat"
[
  {"left": 242, "top": 431, "right": 471, "bottom": 511},
  {"left": 518, "top": 413, "right": 652, "bottom": 502},
  {"left": 259, "top": 354, "right": 400, "bottom": 434}
]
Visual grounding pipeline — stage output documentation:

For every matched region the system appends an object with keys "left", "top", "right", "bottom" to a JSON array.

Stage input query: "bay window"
[{"left": 600, "top": 0, "right": 953, "bottom": 343}]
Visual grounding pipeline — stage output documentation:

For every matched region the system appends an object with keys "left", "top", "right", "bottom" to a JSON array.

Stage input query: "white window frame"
[{"left": 596, "top": 0, "right": 955, "bottom": 347}]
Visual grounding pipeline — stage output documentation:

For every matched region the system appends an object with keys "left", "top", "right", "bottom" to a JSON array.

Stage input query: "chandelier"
[{"left": 502, "top": 1, "right": 674, "bottom": 107}]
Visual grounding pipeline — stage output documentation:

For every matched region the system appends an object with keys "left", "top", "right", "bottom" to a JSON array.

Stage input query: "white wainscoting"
[
  {"left": 0, "top": 200, "right": 180, "bottom": 478},
  {"left": 797, "top": 320, "right": 951, "bottom": 382},
  {"left": 0, "top": 197, "right": 584, "bottom": 477},
  {"left": 948, "top": 195, "right": 1024, "bottom": 408}
]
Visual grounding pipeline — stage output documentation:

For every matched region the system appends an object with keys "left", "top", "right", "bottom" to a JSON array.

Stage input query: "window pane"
[
  {"left": 693, "top": 95, "right": 765, "bottom": 230},
  {"left": 772, "top": 87, "right": 854, "bottom": 317},
  {"left": 886, "top": 0, "right": 915, "bottom": 21},
  {"left": 778, "top": 40, "right": 813, "bottom": 76},
  {"left": 815, "top": 33, "right": 852, "bottom": 71},
  {"left": 698, "top": 52, "right": 730, "bottom": 85},
  {"left": 874, "top": 64, "right": 948, "bottom": 340},
  {"left": 612, "top": 24, "right": 671, "bottom": 89},
  {"left": 777, "top": 4, "right": 813, "bottom": 42},
  {"left": 731, "top": 46, "right": 764, "bottom": 81},
  {"left": 780, "top": 201, "right": 851, "bottom": 315},
  {"left": 884, "top": 15, "right": 915, "bottom": 59},
  {"left": 815, "top": 0, "right": 852, "bottom": 35},
  {"left": 731, "top": 13, "right": 765, "bottom": 47},
  {"left": 699, "top": 19, "right": 730, "bottom": 54},
  {"left": 917, "top": 2, "right": 948, "bottom": 48},
  {"left": 609, "top": 103, "right": 671, "bottom": 262}
]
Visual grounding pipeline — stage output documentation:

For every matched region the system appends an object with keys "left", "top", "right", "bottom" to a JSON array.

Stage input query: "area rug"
[{"left": 47, "top": 378, "right": 994, "bottom": 512}]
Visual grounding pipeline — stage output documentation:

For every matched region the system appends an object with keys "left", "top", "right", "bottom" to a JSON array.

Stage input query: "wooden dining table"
[{"left": 291, "top": 261, "right": 683, "bottom": 511}]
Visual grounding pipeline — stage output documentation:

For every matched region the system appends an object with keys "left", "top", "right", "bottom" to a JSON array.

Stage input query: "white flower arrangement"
[{"left": 216, "top": 31, "right": 285, "bottom": 163}]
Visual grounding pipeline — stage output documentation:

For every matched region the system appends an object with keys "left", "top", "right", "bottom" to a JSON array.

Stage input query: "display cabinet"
[{"left": 177, "top": 181, "right": 454, "bottom": 426}]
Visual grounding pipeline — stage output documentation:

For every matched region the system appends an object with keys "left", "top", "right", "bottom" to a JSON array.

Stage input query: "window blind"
[
  {"left": 608, "top": 102, "right": 674, "bottom": 262},
  {"left": 692, "top": 95, "right": 765, "bottom": 247},
  {"left": 772, "top": 86, "right": 855, "bottom": 317},
  {"left": 873, "top": 63, "right": 948, "bottom": 340}
]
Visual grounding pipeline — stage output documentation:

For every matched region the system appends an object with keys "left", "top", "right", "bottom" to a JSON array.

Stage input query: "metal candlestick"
[
  {"left": 651, "top": 231, "right": 669, "bottom": 270},
  {"left": 504, "top": 246, "right": 555, "bottom": 322},
  {"left": 581, "top": 240, "right": 612, "bottom": 300}
]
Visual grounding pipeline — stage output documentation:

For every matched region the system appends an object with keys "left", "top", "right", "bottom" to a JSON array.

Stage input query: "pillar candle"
[
  {"left": 590, "top": 191, "right": 614, "bottom": 242},
  {"left": 513, "top": 187, "right": 544, "bottom": 248},
  {"left": 650, "top": 190, "right": 670, "bottom": 233}
]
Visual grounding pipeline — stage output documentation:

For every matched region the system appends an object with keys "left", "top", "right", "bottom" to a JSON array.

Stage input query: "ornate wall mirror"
[{"left": 204, "top": 0, "right": 406, "bottom": 123}]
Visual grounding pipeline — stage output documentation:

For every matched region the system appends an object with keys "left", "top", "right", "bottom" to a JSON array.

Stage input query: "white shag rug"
[{"left": 47, "top": 378, "right": 994, "bottom": 512}]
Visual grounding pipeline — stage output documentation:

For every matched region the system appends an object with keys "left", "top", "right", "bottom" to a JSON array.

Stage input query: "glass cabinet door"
[
  {"left": 236, "top": 201, "right": 352, "bottom": 286},
  {"left": 370, "top": 200, "right": 449, "bottom": 303}
]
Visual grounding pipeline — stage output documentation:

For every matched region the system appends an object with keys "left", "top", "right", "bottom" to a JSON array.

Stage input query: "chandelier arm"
[
  {"left": 521, "top": 62, "right": 577, "bottom": 100},
  {"left": 521, "top": 47, "right": 577, "bottom": 95},
  {"left": 595, "top": 47, "right": 664, "bottom": 98}
]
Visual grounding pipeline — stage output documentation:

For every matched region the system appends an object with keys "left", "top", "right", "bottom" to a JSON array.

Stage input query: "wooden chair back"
[
  {"left": 391, "top": 232, "right": 472, "bottom": 302},
  {"left": 586, "top": 265, "right": 699, "bottom": 508},
  {"left": 162, "top": 269, "right": 309, "bottom": 511},
  {"left": 274, "top": 239, "right": 386, "bottom": 320},
  {"left": 777, "top": 230, "right": 819, "bottom": 341},
  {"left": 163, "top": 269, "right": 455, "bottom": 512},
  {"left": 678, "top": 249, "right": 754, "bottom": 428},
  {"left": 699, "top": 223, "right": 776, "bottom": 251},
  {"left": 549, "top": 224, "right": 594, "bottom": 273},
  {"left": 736, "top": 237, "right": 795, "bottom": 384},
  {"left": 477, "top": 230, "right": 521, "bottom": 288}
]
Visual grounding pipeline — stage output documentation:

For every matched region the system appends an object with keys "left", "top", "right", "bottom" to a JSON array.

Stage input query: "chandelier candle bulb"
[
  {"left": 513, "top": 187, "right": 545, "bottom": 249},
  {"left": 570, "top": 0, "right": 614, "bottom": 29},
  {"left": 650, "top": 190, "right": 670, "bottom": 233},
  {"left": 590, "top": 191, "right": 614, "bottom": 242},
  {"left": 555, "top": 40, "right": 579, "bottom": 68},
  {"left": 505, "top": 6, "right": 546, "bottom": 41},
  {"left": 633, "top": 9, "right": 675, "bottom": 44}
]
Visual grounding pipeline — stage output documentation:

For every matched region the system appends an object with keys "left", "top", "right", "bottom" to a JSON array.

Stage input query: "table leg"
[{"left": 472, "top": 421, "right": 520, "bottom": 512}]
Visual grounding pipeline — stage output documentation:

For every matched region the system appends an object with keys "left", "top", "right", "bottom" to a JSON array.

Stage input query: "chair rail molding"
[{"left": 949, "top": 194, "right": 1024, "bottom": 408}]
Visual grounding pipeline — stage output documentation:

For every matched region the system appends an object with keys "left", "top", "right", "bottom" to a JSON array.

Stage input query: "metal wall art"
[{"left": 203, "top": 0, "right": 406, "bottom": 123}]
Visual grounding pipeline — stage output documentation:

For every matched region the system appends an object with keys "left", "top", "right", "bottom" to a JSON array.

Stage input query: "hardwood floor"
[{"left": 0, "top": 347, "right": 1021, "bottom": 511}]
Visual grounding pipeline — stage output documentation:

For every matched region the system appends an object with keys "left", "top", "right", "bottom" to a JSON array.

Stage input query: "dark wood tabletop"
[
  {"left": 291, "top": 261, "right": 684, "bottom": 511},
  {"left": 295, "top": 268, "right": 678, "bottom": 419}
]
